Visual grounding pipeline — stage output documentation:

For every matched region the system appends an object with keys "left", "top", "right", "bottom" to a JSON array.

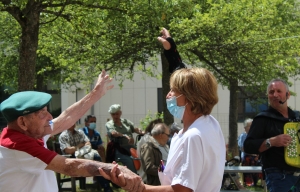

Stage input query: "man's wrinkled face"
[
  {"left": 110, "top": 111, "right": 122, "bottom": 122},
  {"left": 23, "top": 107, "right": 53, "bottom": 138},
  {"left": 268, "top": 81, "right": 289, "bottom": 109}
]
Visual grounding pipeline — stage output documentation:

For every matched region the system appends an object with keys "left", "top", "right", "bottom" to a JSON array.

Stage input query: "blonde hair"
[{"left": 170, "top": 68, "right": 218, "bottom": 115}]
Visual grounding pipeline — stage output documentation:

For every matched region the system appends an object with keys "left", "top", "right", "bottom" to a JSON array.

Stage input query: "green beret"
[
  {"left": 0, "top": 91, "right": 52, "bottom": 122},
  {"left": 108, "top": 104, "right": 121, "bottom": 113}
]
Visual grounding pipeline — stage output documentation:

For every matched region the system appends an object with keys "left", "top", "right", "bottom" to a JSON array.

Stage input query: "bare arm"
[
  {"left": 47, "top": 154, "right": 138, "bottom": 178},
  {"left": 47, "top": 155, "right": 144, "bottom": 192},
  {"left": 134, "top": 127, "right": 144, "bottom": 135},
  {"left": 110, "top": 130, "right": 134, "bottom": 144},
  {"left": 102, "top": 166, "right": 192, "bottom": 192},
  {"left": 157, "top": 28, "right": 171, "bottom": 50},
  {"left": 110, "top": 130, "right": 124, "bottom": 137},
  {"left": 143, "top": 184, "right": 192, "bottom": 192},
  {"left": 50, "top": 70, "right": 113, "bottom": 136},
  {"left": 63, "top": 142, "right": 91, "bottom": 155}
]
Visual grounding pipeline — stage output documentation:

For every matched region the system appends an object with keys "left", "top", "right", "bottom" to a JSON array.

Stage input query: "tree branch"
[{"left": 41, "top": 1, "right": 125, "bottom": 13}]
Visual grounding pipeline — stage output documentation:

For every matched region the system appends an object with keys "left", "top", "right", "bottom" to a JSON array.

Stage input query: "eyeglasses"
[{"left": 162, "top": 132, "right": 170, "bottom": 137}]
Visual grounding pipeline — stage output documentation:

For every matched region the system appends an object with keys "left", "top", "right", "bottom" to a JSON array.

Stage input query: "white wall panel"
[{"left": 60, "top": 59, "right": 300, "bottom": 145}]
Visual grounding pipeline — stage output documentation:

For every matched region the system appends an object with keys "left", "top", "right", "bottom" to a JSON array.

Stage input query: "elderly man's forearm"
[{"left": 56, "top": 158, "right": 115, "bottom": 177}]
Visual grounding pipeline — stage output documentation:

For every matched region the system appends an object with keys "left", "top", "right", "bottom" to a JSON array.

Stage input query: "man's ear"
[
  {"left": 16, "top": 116, "right": 28, "bottom": 131},
  {"left": 287, "top": 92, "right": 290, "bottom": 99}
]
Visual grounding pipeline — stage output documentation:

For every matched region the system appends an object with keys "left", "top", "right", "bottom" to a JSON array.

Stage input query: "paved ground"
[
  {"left": 60, "top": 176, "right": 123, "bottom": 192},
  {"left": 60, "top": 176, "right": 94, "bottom": 190}
]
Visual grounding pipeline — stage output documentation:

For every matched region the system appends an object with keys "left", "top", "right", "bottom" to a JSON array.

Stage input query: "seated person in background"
[
  {"left": 238, "top": 118, "right": 261, "bottom": 187},
  {"left": 140, "top": 123, "right": 170, "bottom": 185},
  {"left": 59, "top": 124, "right": 112, "bottom": 192},
  {"left": 238, "top": 118, "right": 253, "bottom": 162},
  {"left": 137, "top": 118, "right": 163, "bottom": 182},
  {"left": 106, "top": 104, "right": 144, "bottom": 173},
  {"left": 59, "top": 124, "right": 90, "bottom": 158},
  {"left": 80, "top": 115, "right": 106, "bottom": 162},
  {"left": 167, "top": 122, "right": 182, "bottom": 147}
]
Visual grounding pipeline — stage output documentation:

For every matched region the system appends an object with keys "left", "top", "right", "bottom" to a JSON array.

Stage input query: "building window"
[{"left": 238, "top": 87, "right": 268, "bottom": 122}]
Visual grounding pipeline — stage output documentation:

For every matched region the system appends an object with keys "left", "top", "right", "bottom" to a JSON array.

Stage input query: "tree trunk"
[
  {"left": 17, "top": 7, "right": 40, "bottom": 91},
  {"left": 161, "top": 53, "right": 173, "bottom": 126},
  {"left": 227, "top": 79, "right": 239, "bottom": 159},
  {"left": 36, "top": 74, "right": 45, "bottom": 92}
]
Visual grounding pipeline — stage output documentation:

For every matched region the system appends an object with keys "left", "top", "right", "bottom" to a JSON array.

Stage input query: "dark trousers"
[{"left": 94, "top": 154, "right": 111, "bottom": 189}]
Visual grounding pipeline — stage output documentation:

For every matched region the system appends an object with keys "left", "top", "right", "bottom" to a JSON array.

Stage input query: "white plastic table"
[
  {"left": 223, "top": 166, "right": 266, "bottom": 192},
  {"left": 224, "top": 166, "right": 262, "bottom": 173}
]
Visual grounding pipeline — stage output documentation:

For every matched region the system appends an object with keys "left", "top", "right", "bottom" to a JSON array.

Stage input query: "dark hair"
[
  {"left": 85, "top": 115, "right": 96, "bottom": 122},
  {"left": 169, "top": 122, "right": 182, "bottom": 135},
  {"left": 145, "top": 118, "right": 163, "bottom": 133}
]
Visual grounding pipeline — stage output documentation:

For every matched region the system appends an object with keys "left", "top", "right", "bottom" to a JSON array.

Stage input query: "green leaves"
[
  {"left": 1, "top": 0, "right": 300, "bottom": 93},
  {"left": 169, "top": 0, "right": 300, "bottom": 92}
]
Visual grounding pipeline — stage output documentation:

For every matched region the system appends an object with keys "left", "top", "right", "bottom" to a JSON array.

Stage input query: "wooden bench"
[{"left": 221, "top": 166, "right": 266, "bottom": 192}]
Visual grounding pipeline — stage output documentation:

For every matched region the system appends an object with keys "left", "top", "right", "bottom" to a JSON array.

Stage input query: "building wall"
[{"left": 61, "top": 61, "right": 300, "bottom": 145}]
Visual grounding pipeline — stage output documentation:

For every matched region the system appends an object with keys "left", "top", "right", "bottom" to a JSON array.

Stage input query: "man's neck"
[
  {"left": 276, "top": 106, "right": 289, "bottom": 118},
  {"left": 114, "top": 119, "right": 122, "bottom": 126},
  {"left": 88, "top": 128, "right": 94, "bottom": 134}
]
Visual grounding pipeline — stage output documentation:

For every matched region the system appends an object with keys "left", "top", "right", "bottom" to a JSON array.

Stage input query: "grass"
[
  {"left": 67, "top": 176, "right": 267, "bottom": 192},
  {"left": 76, "top": 184, "right": 126, "bottom": 192},
  {"left": 246, "top": 186, "right": 266, "bottom": 191},
  {"left": 242, "top": 178, "right": 267, "bottom": 192},
  {"left": 75, "top": 182, "right": 265, "bottom": 192}
]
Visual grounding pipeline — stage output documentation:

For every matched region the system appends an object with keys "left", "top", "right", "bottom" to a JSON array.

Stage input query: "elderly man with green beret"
[
  {"left": 0, "top": 71, "right": 145, "bottom": 192},
  {"left": 106, "top": 104, "right": 144, "bottom": 173}
]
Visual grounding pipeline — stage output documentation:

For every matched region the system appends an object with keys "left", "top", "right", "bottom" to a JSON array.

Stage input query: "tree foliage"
[
  {"left": 0, "top": 0, "right": 167, "bottom": 91},
  {"left": 1, "top": 0, "right": 300, "bottom": 154},
  {"left": 0, "top": 0, "right": 174, "bottom": 124},
  {"left": 168, "top": 0, "right": 300, "bottom": 154}
]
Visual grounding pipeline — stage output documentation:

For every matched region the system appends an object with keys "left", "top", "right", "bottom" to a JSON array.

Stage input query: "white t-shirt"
[
  {"left": 159, "top": 115, "right": 226, "bottom": 192},
  {"left": 0, "top": 128, "right": 58, "bottom": 192}
]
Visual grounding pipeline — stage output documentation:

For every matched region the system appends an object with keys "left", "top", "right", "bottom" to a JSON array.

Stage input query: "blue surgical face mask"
[
  {"left": 166, "top": 94, "right": 186, "bottom": 119},
  {"left": 88, "top": 122, "right": 96, "bottom": 130}
]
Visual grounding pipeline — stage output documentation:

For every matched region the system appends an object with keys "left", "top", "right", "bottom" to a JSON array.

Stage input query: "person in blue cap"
[{"left": 0, "top": 70, "right": 145, "bottom": 192}]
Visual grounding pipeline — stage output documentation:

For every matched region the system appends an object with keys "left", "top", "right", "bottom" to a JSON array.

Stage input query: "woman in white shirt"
[{"left": 104, "top": 67, "right": 226, "bottom": 192}]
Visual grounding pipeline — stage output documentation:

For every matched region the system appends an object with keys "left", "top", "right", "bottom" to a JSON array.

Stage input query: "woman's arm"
[{"left": 157, "top": 28, "right": 186, "bottom": 73}]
